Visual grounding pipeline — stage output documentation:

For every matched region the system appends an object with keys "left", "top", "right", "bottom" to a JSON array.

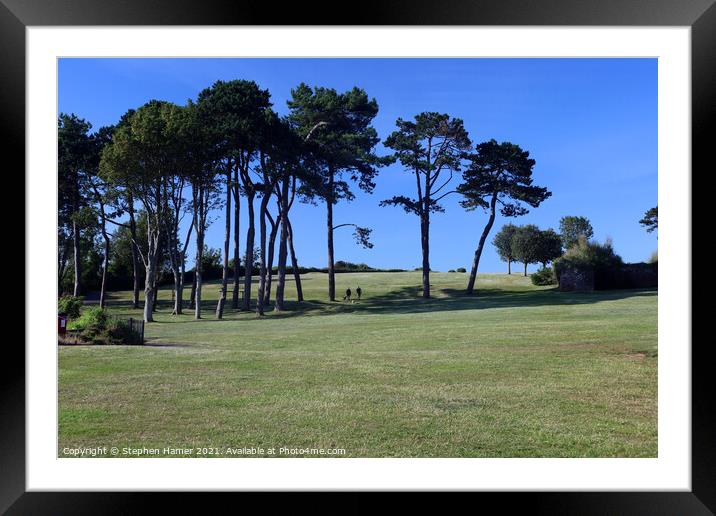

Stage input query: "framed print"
[{"left": 5, "top": 0, "right": 714, "bottom": 512}]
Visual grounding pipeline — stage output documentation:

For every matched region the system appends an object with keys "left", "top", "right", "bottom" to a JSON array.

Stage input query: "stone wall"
[
  {"left": 559, "top": 267, "right": 594, "bottom": 292},
  {"left": 559, "top": 263, "right": 657, "bottom": 291}
]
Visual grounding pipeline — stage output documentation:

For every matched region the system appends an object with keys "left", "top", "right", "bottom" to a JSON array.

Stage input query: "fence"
[{"left": 125, "top": 317, "right": 145, "bottom": 345}]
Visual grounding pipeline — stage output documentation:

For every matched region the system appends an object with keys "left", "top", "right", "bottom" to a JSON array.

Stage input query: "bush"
[
  {"left": 58, "top": 295, "right": 83, "bottom": 319},
  {"left": 456, "top": 267, "right": 467, "bottom": 273},
  {"left": 448, "top": 269, "right": 456, "bottom": 273},
  {"left": 531, "top": 267, "right": 556, "bottom": 286},
  {"left": 553, "top": 236, "right": 626, "bottom": 290},
  {"left": 67, "top": 307, "right": 141, "bottom": 345},
  {"left": 68, "top": 306, "right": 108, "bottom": 334},
  {"left": 106, "top": 319, "right": 143, "bottom": 346}
]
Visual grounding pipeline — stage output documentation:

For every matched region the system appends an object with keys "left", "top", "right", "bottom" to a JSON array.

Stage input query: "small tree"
[
  {"left": 559, "top": 215, "right": 594, "bottom": 249},
  {"left": 511, "top": 224, "right": 542, "bottom": 276},
  {"left": 534, "top": 228, "right": 563, "bottom": 268},
  {"left": 492, "top": 223, "right": 518, "bottom": 274},
  {"left": 640, "top": 206, "right": 658, "bottom": 233}
]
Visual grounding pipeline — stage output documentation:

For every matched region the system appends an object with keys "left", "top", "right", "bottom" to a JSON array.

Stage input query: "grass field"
[{"left": 58, "top": 271, "right": 657, "bottom": 458}]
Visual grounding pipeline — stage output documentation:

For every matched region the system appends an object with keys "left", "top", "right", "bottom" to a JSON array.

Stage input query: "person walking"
[
  {"left": 356, "top": 286, "right": 362, "bottom": 300},
  {"left": 343, "top": 288, "right": 352, "bottom": 301}
]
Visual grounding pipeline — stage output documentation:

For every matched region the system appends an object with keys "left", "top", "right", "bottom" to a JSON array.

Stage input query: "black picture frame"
[{"left": 4, "top": 0, "right": 713, "bottom": 512}]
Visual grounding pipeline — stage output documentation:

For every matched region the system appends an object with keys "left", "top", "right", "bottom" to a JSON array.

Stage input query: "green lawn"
[{"left": 58, "top": 271, "right": 657, "bottom": 458}]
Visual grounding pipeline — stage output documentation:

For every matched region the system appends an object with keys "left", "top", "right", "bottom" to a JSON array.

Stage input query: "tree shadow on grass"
[
  {"left": 260, "top": 286, "right": 657, "bottom": 320},
  {"left": 102, "top": 284, "right": 657, "bottom": 321}
]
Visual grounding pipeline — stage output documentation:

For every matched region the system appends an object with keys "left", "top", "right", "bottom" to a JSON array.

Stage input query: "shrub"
[
  {"left": 531, "top": 267, "right": 556, "bottom": 286},
  {"left": 67, "top": 307, "right": 141, "bottom": 345},
  {"left": 456, "top": 267, "right": 467, "bottom": 273},
  {"left": 553, "top": 236, "right": 624, "bottom": 289},
  {"left": 106, "top": 319, "right": 143, "bottom": 346},
  {"left": 68, "top": 306, "right": 108, "bottom": 335},
  {"left": 58, "top": 295, "right": 83, "bottom": 319},
  {"left": 448, "top": 269, "right": 456, "bottom": 273}
]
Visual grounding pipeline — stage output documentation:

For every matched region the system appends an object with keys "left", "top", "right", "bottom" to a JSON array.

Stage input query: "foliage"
[
  {"left": 457, "top": 140, "right": 550, "bottom": 216},
  {"left": 58, "top": 295, "right": 84, "bottom": 319},
  {"left": 381, "top": 112, "right": 471, "bottom": 216},
  {"left": 493, "top": 224, "right": 518, "bottom": 265},
  {"left": 559, "top": 216, "right": 594, "bottom": 249},
  {"left": 530, "top": 267, "right": 556, "bottom": 286},
  {"left": 67, "top": 307, "right": 141, "bottom": 345},
  {"left": 105, "top": 320, "right": 144, "bottom": 346},
  {"left": 534, "top": 228, "right": 563, "bottom": 267},
  {"left": 648, "top": 250, "right": 658, "bottom": 264},
  {"left": 288, "top": 83, "right": 386, "bottom": 201},
  {"left": 68, "top": 306, "right": 109, "bottom": 334},
  {"left": 334, "top": 261, "right": 374, "bottom": 272},
  {"left": 58, "top": 114, "right": 94, "bottom": 229},
  {"left": 553, "top": 236, "right": 623, "bottom": 281},
  {"left": 59, "top": 227, "right": 104, "bottom": 294},
  {"left": 640, "top": 206, "right": 658, "bottom": 233},
  {"left": 511, "top": 225, "right": 542, "bottom": 269},
  {"left": 456, "top": 267, "right": 467, "bottom": 273}
]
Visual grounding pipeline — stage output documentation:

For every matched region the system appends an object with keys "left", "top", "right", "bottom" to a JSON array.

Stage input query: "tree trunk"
[
  {"left": 287, "top": 217, "right": 303, "bottom": 302},
  {"left": 99, "top": 232, "right": 109, "bottom": 309},
  {"left": 256, "top": 195, "right": 271, "bottom": 316},
  {"left": 128, "top": 197, "right": 140, "bottom": 309},
  {"left": 231, "top": 171, "right": 241, "bottom": 309},
  {"left": 190, "top": 272, "right": 196, "bottom": 310},
  {"left": 508, "top": 259, "right": 511, "bottom": 275},
  {"left": 143, "top": 234, "right": 159, "bottom": 322},
  {"left": 72, "top": 218, "right": 82, "bottom": 297},
  {"left": 264, "top": 211, "right": 278, "bottom": 306},
  {"left": 175, "top": 258, "right": 185, "bottom": 315},
  {"left": 420, "top": 213, "right": 430, "bottom": 299},
  {"left": 274, "top": 179, "right": 290, "bottom": 311},
  {"left": 151, "top": 234, "right": 162, "bottom": 313},
  {"left": 152, "top": 279, "right": 159, "bottom": 312},
  {"left": 242, "top": 192, "right": 256, "bottom": 311},
  {"left": 524, "top": 262, "right": 528, "bottom": 276},
  {"left": 216, "top": 167, "right": 232, "bottom": 319},
  {"left": 194, "top": 239, "right": 203, "bottom": 319},
  {"left": 466, "top": 193, "right": 498, "bottom": 295}
]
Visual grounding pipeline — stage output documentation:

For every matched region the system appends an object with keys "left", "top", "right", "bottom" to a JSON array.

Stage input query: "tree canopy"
[
  {"left": 639, "top": 206, "right": 658, "bottom": 233},
  {"left": 457, "top": 139, "right": 551, "bottom": 294},
  {"left": 380, "top": 112, "right": 471, "bottom": 298},
  {"left": 559, "top": 215, "right": 594, "bottom": 249}
]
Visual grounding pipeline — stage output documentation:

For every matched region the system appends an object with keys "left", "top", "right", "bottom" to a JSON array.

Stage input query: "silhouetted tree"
[
  {"left": 381, "top": 112, "right": 471, "bottom": 298},
  {"left": 457, "top": 140, "right": 550, "bottom": 294},
  {"left": 288, "top": 84, "right": 385, "bottom": 301},
  {"left": 196, "top": 79, "right": 272, "bottom": 317},
  {"left": 640, "top": 206, "right": 658, "bottom": 233}
]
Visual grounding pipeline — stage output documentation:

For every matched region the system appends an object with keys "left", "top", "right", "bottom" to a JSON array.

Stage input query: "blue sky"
[{"left": 59, "top": 58, "right": 657, "bottom": 273}]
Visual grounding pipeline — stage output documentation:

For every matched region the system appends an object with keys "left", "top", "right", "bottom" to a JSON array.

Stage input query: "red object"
[{"left": 58, "top": 314, "right": 67, "bottom": 335}]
